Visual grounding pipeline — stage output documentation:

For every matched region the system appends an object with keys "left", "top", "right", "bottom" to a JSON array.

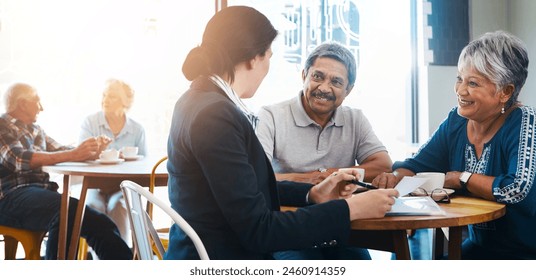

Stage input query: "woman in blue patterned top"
[{"left": 372, "top": 30, "right": 535, "bottom": 259}]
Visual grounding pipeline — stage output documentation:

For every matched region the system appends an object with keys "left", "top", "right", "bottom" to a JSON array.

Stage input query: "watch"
[{"left": 459, "top": 171, "right": 472, "bottom": 190}]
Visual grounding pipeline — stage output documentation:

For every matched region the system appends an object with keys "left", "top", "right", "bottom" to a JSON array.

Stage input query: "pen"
[{"left": 347, "top": 179, "right": 378, "bottom": 192}]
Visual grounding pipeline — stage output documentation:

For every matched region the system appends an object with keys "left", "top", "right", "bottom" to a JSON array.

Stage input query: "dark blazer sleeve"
[
  {"left": 189, "top": 99, "right": 351, "bottom": 254},
  {"left": 277, "top": 180, "right": 312, "bottom": 207}
]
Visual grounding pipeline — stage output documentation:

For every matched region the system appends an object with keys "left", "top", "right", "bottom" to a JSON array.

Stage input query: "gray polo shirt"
[{"left": 256, "top": 94, "right": 387, "bottom": 173}]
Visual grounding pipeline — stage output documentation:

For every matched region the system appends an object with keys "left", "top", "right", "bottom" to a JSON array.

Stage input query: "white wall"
[
  {"left": 470, "top": 0, "right": 508, "bottom": 38},
  {"left": 423, "top": 0, "right": 536, "bottom": 141},
  {"left": 508, "top": 0, "right": 536, "bottom": 107},
  {"left": 420, "top": 65, "right": 458, "bottom": 140}
]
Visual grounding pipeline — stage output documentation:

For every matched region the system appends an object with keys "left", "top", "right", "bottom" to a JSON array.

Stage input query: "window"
[
  {"left": 0, "top": 0, "right": 214, "bottom": 156},
  {"left": 227, "top": 0, "right": 414, "bottom": 161},
  {"left": 0, "top": 0, "right": 414, "bottom": 161}
]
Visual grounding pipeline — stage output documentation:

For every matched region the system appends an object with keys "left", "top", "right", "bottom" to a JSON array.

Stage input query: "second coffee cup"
[
  {"left": 414, "top": 172, "right": 445, "bottom": 192},
  {"left": 100, "top": 149, "right": 120, "bottom": 161}
]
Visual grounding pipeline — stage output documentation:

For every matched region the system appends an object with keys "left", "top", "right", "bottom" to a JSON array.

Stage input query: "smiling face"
[
  {"left": 21, "top": 93, "right": 43, "bottom": 124},
  {"left": 455, "top": 66, "right": 508, "bottom": 122},
  {"left": 301, "top": 57, "right": 352, "bottom": 125}
]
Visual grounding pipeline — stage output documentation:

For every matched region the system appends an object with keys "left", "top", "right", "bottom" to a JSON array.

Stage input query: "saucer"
[
  {"left": 96, "top": 158, "right": 125, "bottom": 164},
  {"left": 122, "top": 155, "right": 144, "bottom": 161}
]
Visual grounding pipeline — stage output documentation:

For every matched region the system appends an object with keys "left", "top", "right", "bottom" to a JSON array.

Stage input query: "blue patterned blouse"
[{"left": 394, "top": 106, "right": 536, "bottom": 259}]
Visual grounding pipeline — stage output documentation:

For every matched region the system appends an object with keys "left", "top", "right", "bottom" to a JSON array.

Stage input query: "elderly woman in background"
[
  {"left": 79, "top": 78, "right": 147, "bottom": 247},
  {"left": 373, "top": 30, "right": 535, "bottom": 259}
]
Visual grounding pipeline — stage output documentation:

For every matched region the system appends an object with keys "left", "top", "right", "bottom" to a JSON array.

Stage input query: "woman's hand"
[
  {"left": 346, "top": 188, "right": 399, "bottom": 220},
  {"left": 95, "top": 135, "right": 113, "bottom": 157},
  {"left": 445, "top": 171, "right": 463, "bottom": 190},
  {"left": 307, "top": 169, "right": 361, "bottom": 204}
]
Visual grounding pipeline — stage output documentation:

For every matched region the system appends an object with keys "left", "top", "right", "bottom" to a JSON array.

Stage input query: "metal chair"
[
  {"left": 0, "top": 225, "right": 46, "bottom": 260},
  {"left": 120, "top": 180, "right": 209, "bottom": 260}
]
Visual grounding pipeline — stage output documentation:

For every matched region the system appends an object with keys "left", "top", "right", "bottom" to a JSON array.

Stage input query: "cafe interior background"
[
  {"left": 1, "top": 0, "right": 535, "bottom": 162},
  {"left": 0, "top": 0, "right": 535, "bottom": 262}
]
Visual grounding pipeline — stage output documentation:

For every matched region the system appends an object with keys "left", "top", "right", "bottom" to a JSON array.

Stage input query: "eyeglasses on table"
[{"left": 410, "top": 187, "right": 451, "bottom": 203}]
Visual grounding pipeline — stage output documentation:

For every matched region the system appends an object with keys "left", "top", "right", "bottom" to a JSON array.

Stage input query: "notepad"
[{"left": 387, "top": 196, "right": 446, "bottom": 216}]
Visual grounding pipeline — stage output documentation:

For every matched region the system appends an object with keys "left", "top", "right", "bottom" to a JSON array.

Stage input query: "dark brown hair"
[{"left": 182, "top": 6, "right": 278, "bottom": 83}]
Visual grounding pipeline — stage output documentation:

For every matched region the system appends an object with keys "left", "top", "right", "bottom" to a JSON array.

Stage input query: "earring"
[{"left": 501, "top": 107, "right": 505, "bottom": 114}]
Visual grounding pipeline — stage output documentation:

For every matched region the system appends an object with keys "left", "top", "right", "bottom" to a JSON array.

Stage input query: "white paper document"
[
  {"left": 386, "top": 176, "right": 446, "bottom": 216},
  {"left": 393, "top": 176, "right": 429, "bottom": 197},
  {"left": 387, "top": 196, "right": 446, "bottom": 216}
]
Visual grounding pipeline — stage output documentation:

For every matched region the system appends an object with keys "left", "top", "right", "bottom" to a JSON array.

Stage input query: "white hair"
[
  {"left": 458, "top": 30, "right": 529, "bottom": 109},
  {"left": 3, "top": 83, "right": 37, "bottom": 113}
]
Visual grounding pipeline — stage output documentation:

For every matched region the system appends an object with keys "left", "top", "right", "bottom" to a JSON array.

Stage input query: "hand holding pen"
[{"left": 348, "top": 179, "right": 378, "bottom": 193}]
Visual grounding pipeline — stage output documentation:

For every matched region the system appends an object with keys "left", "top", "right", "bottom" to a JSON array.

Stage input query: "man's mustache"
[{"left": 311, "top": 91, "right": 336, "bottom": 101}]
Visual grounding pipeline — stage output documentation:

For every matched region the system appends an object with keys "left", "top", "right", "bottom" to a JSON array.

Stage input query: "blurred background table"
[{"left": 43, "top": 155, "right": 168, "bottom": 260}]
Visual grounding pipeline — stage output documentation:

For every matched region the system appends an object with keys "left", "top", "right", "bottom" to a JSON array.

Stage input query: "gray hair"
[
  {"left": 458, "top": 30, "right": 529, "bottom": 109},
  {"left": 3, "top": 82, "right": 37, "bottom": 113},
  {"left": 303, "top": 42, "right": 357, "bottom": 90}
]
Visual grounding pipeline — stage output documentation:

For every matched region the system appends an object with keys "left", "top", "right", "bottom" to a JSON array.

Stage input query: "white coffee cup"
[
  {"left": 338, "top": 168, "right": 365, "bottom": 182},
  {"left": 121, "top": 146, "right": 139, "bottom": 158},
  {"left": 414, "top": 172, "right": 445, "bottom": 192},
  {"left": 99, "top": 149, "right": 120, "bottom": 161}
]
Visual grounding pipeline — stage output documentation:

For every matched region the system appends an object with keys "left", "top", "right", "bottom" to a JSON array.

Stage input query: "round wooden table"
[{"left": 282, "top": 196, "right": 506, "bottom": 260}]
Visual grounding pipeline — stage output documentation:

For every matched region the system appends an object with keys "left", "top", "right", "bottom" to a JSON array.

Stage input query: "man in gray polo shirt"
[{"left": 256, "top": 42, "right": 392, "bottom": 260}]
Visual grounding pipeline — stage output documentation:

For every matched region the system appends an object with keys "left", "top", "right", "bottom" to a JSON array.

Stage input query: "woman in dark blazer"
[{"left": 164, "top": 6, "right": 398, "bottom": 260}]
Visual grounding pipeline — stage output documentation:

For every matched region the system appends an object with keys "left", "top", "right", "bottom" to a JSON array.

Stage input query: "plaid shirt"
[{"left": 0, "top": 113, "right": 71, "bottom": 200}]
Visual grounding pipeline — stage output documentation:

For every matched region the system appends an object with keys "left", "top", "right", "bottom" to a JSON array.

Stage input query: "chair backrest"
[
  {"left": 120, "top": 180, "right": 209, "bottom": 260},
  {"left": 147, "top": 156, "right": 168, "bottom": 219}
]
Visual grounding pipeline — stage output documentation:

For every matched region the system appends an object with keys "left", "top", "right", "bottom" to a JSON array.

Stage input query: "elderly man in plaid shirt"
[{"left": 0, "top": 82, "right": 132, "bottom": 259}]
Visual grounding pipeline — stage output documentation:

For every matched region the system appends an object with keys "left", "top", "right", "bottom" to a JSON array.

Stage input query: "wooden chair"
[
  {"left": 147, "top": 156, "right": 168, "bottom": 218},
  {"left": 146, "top": 156, "right": 170, "bottom": 259},
  {"left": 0, "top": 225, "right": 46, "bottom": 260},
  {"left": 120, "top": 180, "right": 209, "bottom": 260}
]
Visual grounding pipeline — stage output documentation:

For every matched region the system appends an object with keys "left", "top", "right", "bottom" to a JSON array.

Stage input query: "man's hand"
[
  {"left": 371, "top": 172, "right": 400, "bottom": 188},
  {"left": 371, "top": 168, "right": 415, "bottom": 189},
  {"left": 29, "top": 136, "right": 111, "bottom": 168},
  {"left": 70, "top": 137, "right": 102, "bottom": 161}
]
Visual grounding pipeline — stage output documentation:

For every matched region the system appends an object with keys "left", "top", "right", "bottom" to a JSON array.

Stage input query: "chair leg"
[
  {"left": 4, "top": 235, "right": 19, "bottom": 260},
  {"left": 3, "top": 233, "right": 44, "bottom": 260},
  {"left": 17, "top": 232, "right": 45, "bottom": 260},
  {"left": 78, "top": 238, "right": 88, "bottom": 260}
]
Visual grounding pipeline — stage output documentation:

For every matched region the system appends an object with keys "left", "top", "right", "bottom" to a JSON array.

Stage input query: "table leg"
[
  {"left": 58, "top": 175, "right": 71, "bottom": 260},
  {"left": 392, "top": 230, "right": 411, "bottom": 260},
  {"left": 448, "top": 226, "right": 463, "bottom": 260},
  {"left": 433, "top": 228, "right": 445, "bottom": 259},
  {"left": 67, "top": 180, "right": 89, "bottom": 260},
  {"left": 348, "top": 230, "right": 410, "bottom": 259}
]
